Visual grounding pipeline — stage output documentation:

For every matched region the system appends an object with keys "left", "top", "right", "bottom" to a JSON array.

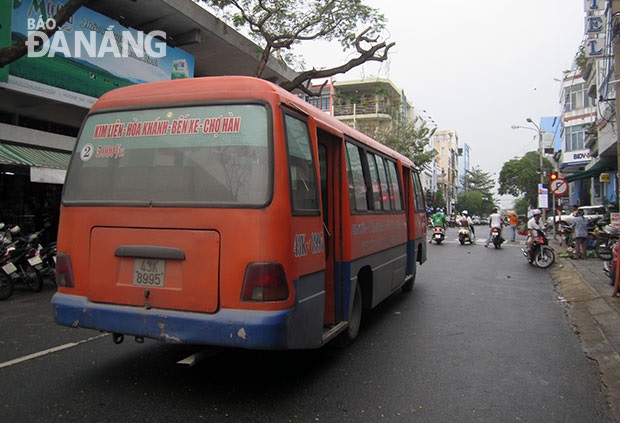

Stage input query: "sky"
[{"left": 294, "top": 0, "right": 586, "bottom": 183}]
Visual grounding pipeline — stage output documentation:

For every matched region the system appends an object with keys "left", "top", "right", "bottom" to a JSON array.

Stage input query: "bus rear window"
[{"left": 63, "top": 104, "right": 271, "bottom": 206}]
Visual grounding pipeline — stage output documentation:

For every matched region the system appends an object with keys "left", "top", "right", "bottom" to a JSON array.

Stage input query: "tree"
[
  {"left": 374, "top": 117, "right": 436, "bottom": 170},
  {"left": 498, "top": 151, "right": 554, "bottom": 208},
  {"left": 433, "top": 187, "right": 445, "bottom": 211},
  {"left": 457, "top": 190, "right": 483, "bottom": 215},
  {"left": 0, "top": 0, "right": 89, "bottom": 68},
  {"left": 204, "top": 0, "right": 395, "bottom": 94},
  {"left": 459, "top": 166, "right": 496, "bottom": 215}
]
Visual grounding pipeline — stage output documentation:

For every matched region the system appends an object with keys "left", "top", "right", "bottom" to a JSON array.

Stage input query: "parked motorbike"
[
  {"left": 0, "top": 229, "right": 47, "bottom": 300},
  {"left": 458, "top": 227, "right": 474, "bottom": 245},
  {"left": 603, "top": 233, "right": 619, "bottom": 286},
  {"left": 491, "top": 227, "right": 504, "bottom": 249},
  {"left": 431, "top": 226, "right": 445, "bottom": 245},
  {"left": 594, "top": 223, "right": 619, "bottom": 261},
  {"left": 522, "top": 229, "right": 555, "bottom": 268},
  {"left": 11, "top": 230, "right": 45, "bottom": 292},
  {"left": 39, "top": 241, "right": 57, "bottom": 281}
]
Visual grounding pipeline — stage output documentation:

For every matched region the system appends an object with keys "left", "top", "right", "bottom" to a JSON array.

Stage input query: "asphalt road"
[{"left": 0, "top": 228, "right": 614, "bottom": 422}]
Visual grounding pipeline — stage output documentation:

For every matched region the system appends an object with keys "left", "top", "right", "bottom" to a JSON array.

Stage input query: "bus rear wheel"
[{"left": 334, "top": 282, "right": 362, "bottom": 347}]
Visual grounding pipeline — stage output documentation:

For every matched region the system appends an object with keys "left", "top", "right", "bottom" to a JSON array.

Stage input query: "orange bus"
[{"left": 51, "top": 76, "right": 427, "bottom": 349}]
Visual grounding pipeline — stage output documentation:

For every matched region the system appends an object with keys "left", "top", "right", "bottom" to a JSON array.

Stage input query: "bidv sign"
[{"left": 563, "top": 149, "right": 592, "bottom": 167}]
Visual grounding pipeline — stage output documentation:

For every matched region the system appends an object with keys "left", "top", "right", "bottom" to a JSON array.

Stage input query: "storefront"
[{"left": 0, "top": 142, "right": 70, "bottom": 244}]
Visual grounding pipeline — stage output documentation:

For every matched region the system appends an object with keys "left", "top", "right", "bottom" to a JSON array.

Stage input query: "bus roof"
[{"left": 91, "top": 76, "right": 414, "bottom": 168}]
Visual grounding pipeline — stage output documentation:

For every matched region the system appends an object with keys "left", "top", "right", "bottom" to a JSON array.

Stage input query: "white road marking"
[{"left": 0, "top": 333, "right": 109, "bottom": 369}]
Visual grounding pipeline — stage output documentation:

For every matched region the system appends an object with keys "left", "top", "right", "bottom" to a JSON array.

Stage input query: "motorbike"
[
  {"left": 458, "top": 226, "right": 474, "bottom": 245},
  {"left": 594, "top": 223, "right": 619, "bottom": 261},
  {"left": 522, "top": 229, "right": 555, "bottom": 268},
  {"left": 431, "top": 225, "right": 445, "bottom": 244},
  {"left": 0, "top": 229, "right": 46, "bottom": 300},
  {"left": 491, "top": 227, "right": 504, "bottom": 249},
  {"left": 39, "top": 241, "right": 57, "bottom": 281},
  {"left": 604, "top": 242, "right": 618, "bottom": 286}
]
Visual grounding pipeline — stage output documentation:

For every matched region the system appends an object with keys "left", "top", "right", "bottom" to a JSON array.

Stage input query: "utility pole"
[{"left": 614, "top": 0, "right": 620, "bottom": 211}]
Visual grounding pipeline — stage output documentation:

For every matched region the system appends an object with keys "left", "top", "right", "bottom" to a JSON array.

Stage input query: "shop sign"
[{"left": 562, "top": 149, "right": 592, "bottom": 167}]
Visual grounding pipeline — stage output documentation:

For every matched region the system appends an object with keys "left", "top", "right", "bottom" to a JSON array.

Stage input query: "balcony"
[{"left": 333, "top": 101, "right": 392, "bottom": 117}]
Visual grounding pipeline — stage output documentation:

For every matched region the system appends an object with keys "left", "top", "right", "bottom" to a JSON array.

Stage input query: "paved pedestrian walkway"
[{"left": 548, "top": 238, "right": 620, "bottom": 421}]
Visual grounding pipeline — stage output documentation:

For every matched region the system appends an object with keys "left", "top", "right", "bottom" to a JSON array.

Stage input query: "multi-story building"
[
  {"left": 559, "top": 0, "right": 617, "bottom": 208},
  {"left": 457, "top": 143, "right": 471, "bottom": 191},
  {"left": 331, "top": 78, "right": 412, "bottom": 138},
  {"left": 432, "top": 130, "right": 459, "bottom": 214},
  {"left": 305, "top": 78, "right": 438, "bottom": 201},
  {"left": 558, "top": 70, "right": 598, "bottom": 206}
]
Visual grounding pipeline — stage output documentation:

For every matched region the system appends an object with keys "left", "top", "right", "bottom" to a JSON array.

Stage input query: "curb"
[{"left": 549, "top": 256, "right": 620, "bottom": 422}]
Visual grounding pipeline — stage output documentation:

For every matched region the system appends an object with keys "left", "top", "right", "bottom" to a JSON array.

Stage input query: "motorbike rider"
[
  {"left": 484, "top": 207, "right": 504, "bottom": 247},
  {"left": 430, "top": 208, "right": 447, "bottom": 243},
  {"left": 526, "top": 209, "right": 543, "bottom": 257},
  {"left": 458, "top": 210, "right": 475, "bottom": 242}
]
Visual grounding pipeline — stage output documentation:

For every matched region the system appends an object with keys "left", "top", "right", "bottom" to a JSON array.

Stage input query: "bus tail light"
[
  {"left": 241, "top": 262, "right": 289, "bottom": 301},
  {"left": 55, "top": 252, "right": 75, "bottom": 287}
]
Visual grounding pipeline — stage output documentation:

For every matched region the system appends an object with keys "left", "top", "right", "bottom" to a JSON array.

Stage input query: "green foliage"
[
  {"left": 374, "top": 117, "right": 436, "bottom": 170},
  {"left": 433, "top": 187, "right": 445, "bottom": 210},
  {"left": 514, "top": 197, "right": 529, "bottom": 215},
  {"left": 456, "top": 166, "right": 496, "bottom": 215},
  {"left": 457, "top": 191, "right": 483, "bottom": 214},
  {"left": 498, "top": 151, "right": 554, "bottom": 208}
]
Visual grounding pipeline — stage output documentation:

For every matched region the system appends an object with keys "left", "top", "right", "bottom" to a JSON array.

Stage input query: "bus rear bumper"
[{"left": 51, "top": 292, "right": 295, "bottom": 350}]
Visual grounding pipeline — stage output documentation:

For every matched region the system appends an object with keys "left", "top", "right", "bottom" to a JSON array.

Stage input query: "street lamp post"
[
  {"left": 525, "top": 118, "right": 547, "bottom": 222},
  {"left": 511, "top": 119, "right": 546, "bottom": 220}
]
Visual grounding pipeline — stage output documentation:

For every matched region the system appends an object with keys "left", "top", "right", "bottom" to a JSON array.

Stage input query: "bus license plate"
[{"left": 133, "top": 259, "right": 165, "bottom": 287}]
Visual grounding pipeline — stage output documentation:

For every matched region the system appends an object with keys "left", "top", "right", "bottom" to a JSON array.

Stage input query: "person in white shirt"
[
  {"left": 484, "top": 208, "right": 504, "bottom": 247},
  {"left": 526, "top": 209, "right": 543, "bottom": 257},
  {"left": 458, "top": 210, "right": 476, "bottom": 242}
]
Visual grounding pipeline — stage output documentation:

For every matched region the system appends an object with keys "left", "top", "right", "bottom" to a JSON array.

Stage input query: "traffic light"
[{"left": 549, "top": 172, "right": 558, "bottom": 182}]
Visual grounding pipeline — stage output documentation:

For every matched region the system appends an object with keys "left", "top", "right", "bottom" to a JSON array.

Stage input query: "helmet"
[
  {"left": 462, "top": 210, "right": 468, "bottom": 216},
  {"left": 531, "top": 209, "right": 542, "bottom": 216},
  {"left": 436, "top": 207, "right": 442, "bottom": 213}
]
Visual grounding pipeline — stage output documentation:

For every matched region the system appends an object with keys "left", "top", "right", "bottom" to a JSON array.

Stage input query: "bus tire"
[
  {"left": 334, "top": 282, "right": 362, "bottom": 347},
  {"left": 402, "top": 261, "right": 416, "bottom": 293}
]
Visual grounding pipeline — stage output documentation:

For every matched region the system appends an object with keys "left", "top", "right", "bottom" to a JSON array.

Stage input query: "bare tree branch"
[{"left": 279, "top": 28, "right": 395, "bottom": 92}]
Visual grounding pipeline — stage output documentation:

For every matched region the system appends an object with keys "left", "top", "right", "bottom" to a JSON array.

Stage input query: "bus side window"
[
  {"left": 386, "top": 160, "right": 403, "bottom": 210},
  {"left": 345, "top": 142, "right": 369, "bottom": 212},
  {"left": 411, "top": 171, "right": 425, "bottom": 212},
  {"left": 284, "top": 114, "right": 319, "bottom": 213},
  {"left": 366, "top": 153, "right": 382, "bottom": 211},
  {"left": 375, "top": 156, "right": 391, "bottom": 211}
]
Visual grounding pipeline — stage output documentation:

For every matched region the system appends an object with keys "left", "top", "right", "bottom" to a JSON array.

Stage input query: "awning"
[
  {"left": 0, "top": 143, "right": 71, "bottom": 169},
  {"left": 565, "top": 161, "right": 609, "bottom": 182}
]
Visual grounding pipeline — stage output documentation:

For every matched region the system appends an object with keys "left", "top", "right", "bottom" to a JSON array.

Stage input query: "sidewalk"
[{"left": 548, "top": 238, "right": 620, "bottom": 421}]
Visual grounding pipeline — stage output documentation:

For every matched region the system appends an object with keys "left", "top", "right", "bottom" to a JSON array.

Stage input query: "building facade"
[
  {"left": 432, "top": 130, "right": 459, "bottom": 214},
  {"left": 559, "top": 0, "right": 618, "bottom": 209}
]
